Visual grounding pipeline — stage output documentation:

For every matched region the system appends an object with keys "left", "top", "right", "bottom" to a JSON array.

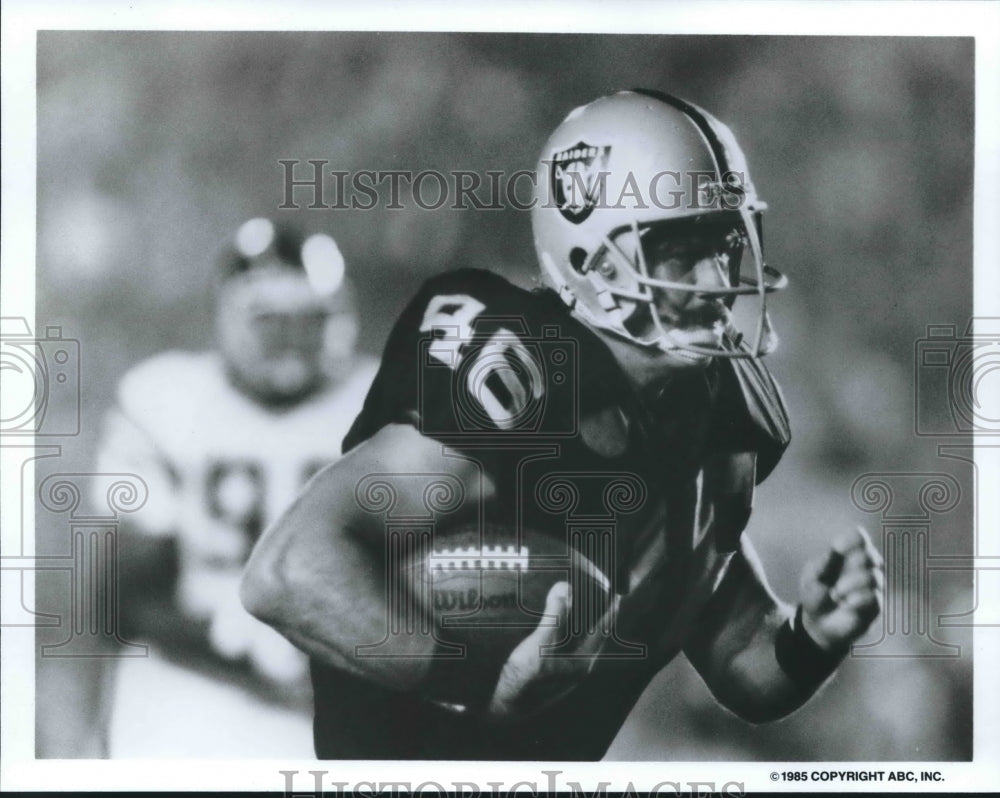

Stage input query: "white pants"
[{"left": 108, "top": 648, "right": 314, "bottom": 758}]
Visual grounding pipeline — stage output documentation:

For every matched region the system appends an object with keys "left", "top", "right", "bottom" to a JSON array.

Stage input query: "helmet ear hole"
[{"left": 569, "top": 247, "right": 588, "bottom": 273}]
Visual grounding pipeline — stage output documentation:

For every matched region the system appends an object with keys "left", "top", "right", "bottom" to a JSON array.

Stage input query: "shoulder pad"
[{"left": 117, "top": 350, "right": 213, "bottom": 422}]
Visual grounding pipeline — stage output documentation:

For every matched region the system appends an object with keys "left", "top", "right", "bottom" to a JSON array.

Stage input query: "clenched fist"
[{"left": 799, "top": 526, "right": 884, "bottom": 651}]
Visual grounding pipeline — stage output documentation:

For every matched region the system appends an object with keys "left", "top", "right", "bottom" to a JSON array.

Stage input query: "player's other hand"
[
  {"left": 798, "top": 526, "right": 884, "bottom": 651},
  {"left": 487, "top": 582, "right": 618, "bottom": 721}
]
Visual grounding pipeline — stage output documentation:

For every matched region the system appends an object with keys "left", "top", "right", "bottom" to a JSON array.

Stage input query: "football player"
[
  {"left": 93, "top": 218, "right": 376, "bottom": 756},
  {"left": 241, "top": 91, "right": 884, "bottom": 759}
]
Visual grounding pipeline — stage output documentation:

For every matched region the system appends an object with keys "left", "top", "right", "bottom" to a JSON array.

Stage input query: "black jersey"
[{"left": 313, "top": 268, "right": 790, "bottom": 759}]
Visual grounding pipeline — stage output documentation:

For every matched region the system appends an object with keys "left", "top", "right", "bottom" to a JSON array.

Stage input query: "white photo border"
[{"left": 2, "top": 0, "right": 998, "bottom": 792}]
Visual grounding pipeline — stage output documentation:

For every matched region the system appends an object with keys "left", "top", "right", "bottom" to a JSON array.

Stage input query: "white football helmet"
[
  {"left": 532, "top": 90, "right": 787, "bottom": 359},
  {"left": 215, "top": 218, "right": 357, "bottom": 403}
]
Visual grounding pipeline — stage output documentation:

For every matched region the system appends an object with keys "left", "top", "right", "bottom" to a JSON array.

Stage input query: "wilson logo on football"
[
  {"left": 550, "top": 141, "right": 611, "bottom": 224},
  {"left": 433, "top": 589, "right": 519, "bottom": 612}
]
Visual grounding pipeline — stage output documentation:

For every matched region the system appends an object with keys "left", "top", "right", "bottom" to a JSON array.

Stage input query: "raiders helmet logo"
[{"left": 550, "top": 141, "right": 611, "bottom": 224}]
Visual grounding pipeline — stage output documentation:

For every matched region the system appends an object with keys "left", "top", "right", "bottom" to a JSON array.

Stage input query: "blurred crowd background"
[{"left": 32, "top": 32, "right": 974, "bottom": 760}]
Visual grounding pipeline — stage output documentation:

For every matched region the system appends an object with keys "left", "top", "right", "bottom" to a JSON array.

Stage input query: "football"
[{"left": 399, "top": 522, "right": 612, "bottom": 708}]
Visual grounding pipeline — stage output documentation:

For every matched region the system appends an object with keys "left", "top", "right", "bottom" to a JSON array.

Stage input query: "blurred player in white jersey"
[{"left": 94, "top": 218, "right": 376, "bottom": 757}]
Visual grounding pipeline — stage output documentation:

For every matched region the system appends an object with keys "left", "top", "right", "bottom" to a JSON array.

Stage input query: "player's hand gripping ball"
[{"left": 401, "top": 523, "right": 612, "bottom": 709}]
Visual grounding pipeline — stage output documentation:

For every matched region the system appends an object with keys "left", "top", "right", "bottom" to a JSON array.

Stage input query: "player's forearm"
[
  {"left": 244, "top": 421, "right": 508, "bottom": 698},
  {"left": 715, "top": 527, "right": 884, "bottom": 723},
  {"left": 684, "top": 544, "right": 847, "bottom": 724},
  {"left": 708, "top": 602, "right": 843, "bottom": 723},
  {"left": 241, "top": 546, "right": 435, "bottom": 689},
  {"left": 244, "top": 423, "right": 495, "bottom": 689},
  {"left": 240, "top": 469, "right": 437, "bottom": 688}
]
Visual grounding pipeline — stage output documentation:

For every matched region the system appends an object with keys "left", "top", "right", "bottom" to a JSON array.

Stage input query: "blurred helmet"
[
  {"left": 215, "top": 217, "right": 357, "bottom": 403},
  {"left": 532, "top": 90, "right": 787, "bottom": 360}
]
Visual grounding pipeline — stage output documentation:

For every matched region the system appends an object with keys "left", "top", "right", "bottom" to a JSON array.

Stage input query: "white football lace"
[{"left": 429, "top": 545, "right": 530, "bottom": 571}]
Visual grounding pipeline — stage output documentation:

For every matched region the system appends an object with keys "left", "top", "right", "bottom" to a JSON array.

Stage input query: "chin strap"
[
  {"left": 738, "top": 202, "right": 770, "bottom": 356},
  {"left": 725, "top": 308, "right": 779, "bottom": 357}
]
